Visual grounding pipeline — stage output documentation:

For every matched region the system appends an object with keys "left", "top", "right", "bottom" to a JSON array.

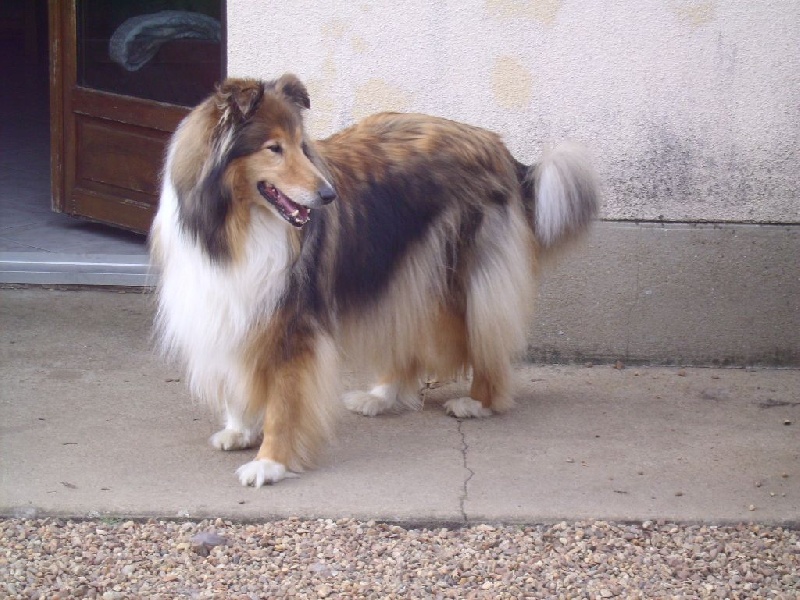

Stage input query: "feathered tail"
[{"left": 520, "top": 142, "right": 600, "bottom": 252}]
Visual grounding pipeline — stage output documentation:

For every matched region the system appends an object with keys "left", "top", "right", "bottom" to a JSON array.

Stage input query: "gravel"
[{"left": 1, "top": 518, "right": 798, "bottom": 599}]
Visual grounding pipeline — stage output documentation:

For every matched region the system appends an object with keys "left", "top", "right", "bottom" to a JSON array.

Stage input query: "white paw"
[
  {"left": 235, "top": 459, "right": 288, "bottom": 487},
  {"left": 444, "top": 397, "right": 493, "bottom": 418},
  {"left": 342, "top": 391, "right": 394, "bottom": 416},
  {"left": 210, "top": 428, "right": 259, "bottom": 451}
]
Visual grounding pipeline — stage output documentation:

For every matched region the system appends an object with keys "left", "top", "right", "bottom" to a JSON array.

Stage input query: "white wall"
[{"left": 227, "top": 1, "right": 800, "bottom": 223}]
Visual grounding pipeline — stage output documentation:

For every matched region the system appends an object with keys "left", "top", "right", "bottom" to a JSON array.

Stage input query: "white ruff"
[{"left": 152, "top": 174, "right": 291, "bottom": 416}]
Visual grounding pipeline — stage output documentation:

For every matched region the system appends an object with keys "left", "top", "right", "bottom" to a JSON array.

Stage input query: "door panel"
[
  {"left": 76, "top": 117, "right": 167, "bottom": 196},
  {"left": 50, "top": 0, "right": 224, "bottom": 234}
]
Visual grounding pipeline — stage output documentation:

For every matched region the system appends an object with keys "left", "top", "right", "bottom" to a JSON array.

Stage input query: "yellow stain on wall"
[
  {"left": 351, "top": 36, "right": 368, "bottom": 54},
  {"left": 305, "top": 78, "right": 337, "bottom": 136},
  {"left": 668, "top": 0, "right": 716, "bottom": 28},
  {"left": 320, "top": 56, "right": 337, "bottom": 80},
  {"left": 353, "top": 79, "right": 411, "bottom": 121},
  {"left": 486, "top": 0, "right": 563, "bottom": 25},
  {"left": 492, "top": 56, "right": 533, "bottom": 110},
  {"left": 306, "top": 55, "right": 338, "bottom": 137},
  {"left": 321, "top": 18, "right": 350, "bottom": 39}
]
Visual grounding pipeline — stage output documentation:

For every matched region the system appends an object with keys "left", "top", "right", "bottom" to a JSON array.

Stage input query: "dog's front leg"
[
  {"left": 209, "top": 403, "right": 263, "bottom": 451},
  {"left": 235, "top": 335, "right": 339, "bottom": 487}
]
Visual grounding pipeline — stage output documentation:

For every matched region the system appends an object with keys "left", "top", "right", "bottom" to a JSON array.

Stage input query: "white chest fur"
[{"left": 152, "top": 177, "right": 291, "bottom": 410}]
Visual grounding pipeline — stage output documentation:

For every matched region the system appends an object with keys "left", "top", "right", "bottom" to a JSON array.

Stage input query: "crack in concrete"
[{"left": 456, "top": 419, "right": 474, "bottom": 522}]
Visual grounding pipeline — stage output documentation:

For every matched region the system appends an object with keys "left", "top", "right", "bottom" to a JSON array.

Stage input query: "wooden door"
[{"left": 49, "top": 0, "right": 224, "bottom": 234}]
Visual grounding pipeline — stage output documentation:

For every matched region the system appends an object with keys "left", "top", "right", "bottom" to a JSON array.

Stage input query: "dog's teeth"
[{"left": 290, "top": 209, "right": 299, "bottom": 217}]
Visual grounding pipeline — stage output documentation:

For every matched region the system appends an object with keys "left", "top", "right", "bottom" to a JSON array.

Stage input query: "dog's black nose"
[{"left": 318, "top": 183, "right": 336, "bottom": 205}]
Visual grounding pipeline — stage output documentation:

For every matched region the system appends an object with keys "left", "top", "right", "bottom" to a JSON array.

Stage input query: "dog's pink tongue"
[
  {"left": 276, "top": 194, "right": 308, "bottom": 221},
  {"left": 282, "top": 197, "right": 309, "bottom": 225},
  {"left": 274, "top": 193, "right": 294, "bottom": 213}
]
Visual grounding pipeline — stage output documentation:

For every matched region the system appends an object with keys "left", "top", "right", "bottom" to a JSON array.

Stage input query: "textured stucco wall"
[{"left": 227, "top": 1, "right": 800, "bottom": 223}]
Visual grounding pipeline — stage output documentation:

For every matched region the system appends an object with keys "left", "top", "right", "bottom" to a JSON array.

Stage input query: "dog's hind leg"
[
  {"left": 342, "top": 376, "right": 422, "bottom": 416},
  {"left": 444, "top": 361, "right": 513, "bottom": 418},
  {"left": 443, "top": 295, "right": 522, "bottom": 418},
  {"left": 444, "top": 216, "right": 533, "bottom": 418}
]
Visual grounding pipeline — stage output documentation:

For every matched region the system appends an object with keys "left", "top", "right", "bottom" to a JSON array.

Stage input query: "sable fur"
[{"left": 151, "top": 75, "right": 600, "bottom": 486}]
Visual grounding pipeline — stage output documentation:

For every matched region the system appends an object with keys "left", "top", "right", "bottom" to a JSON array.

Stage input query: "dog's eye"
[{"left": 266, "top": 143, "right": 283, "bottom": 154}]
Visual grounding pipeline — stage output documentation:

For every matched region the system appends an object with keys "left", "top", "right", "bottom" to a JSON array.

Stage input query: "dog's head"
[{"left": 169, "top": 74, "right": 335, "bottom": 261}]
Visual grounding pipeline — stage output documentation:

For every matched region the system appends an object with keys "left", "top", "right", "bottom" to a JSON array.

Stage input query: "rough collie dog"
[{"left": 151, "top": 74, "right": 599, "bottom": 487}]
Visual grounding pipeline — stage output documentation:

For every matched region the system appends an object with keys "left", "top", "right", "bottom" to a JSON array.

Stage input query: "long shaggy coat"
[{"left": 150, "top": 75, "right": 600, "bottom": 486}]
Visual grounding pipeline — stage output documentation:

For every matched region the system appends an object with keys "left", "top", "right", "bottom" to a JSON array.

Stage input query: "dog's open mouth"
[{"left": 257, "top": 181, "right": 311, "bottom": 228}]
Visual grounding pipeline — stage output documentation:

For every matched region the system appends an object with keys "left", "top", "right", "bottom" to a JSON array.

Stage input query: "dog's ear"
[
  {"left": 275, "top": 73, "right": 311, "bottom": 110},
  {"left": 215, "top": 78, "right": 265, "bottom": 121}
]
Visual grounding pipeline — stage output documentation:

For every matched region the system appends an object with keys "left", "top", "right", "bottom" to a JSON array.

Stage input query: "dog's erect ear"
[
  {"left": 275, "top": 73, "right": 311, "bottom": 110},
  {"left": 215, "top": 79, "right": 265, "bottom": 121}
]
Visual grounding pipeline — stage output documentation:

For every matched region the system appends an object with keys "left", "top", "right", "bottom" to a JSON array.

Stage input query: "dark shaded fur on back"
[{"left": 289, "top": 113, "right": 522, "bottom": 320}]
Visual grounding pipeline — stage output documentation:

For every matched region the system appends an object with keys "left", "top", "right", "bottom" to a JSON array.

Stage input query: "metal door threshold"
[{"left": 0, "top": 253, "right": 155, "bottom": 287}]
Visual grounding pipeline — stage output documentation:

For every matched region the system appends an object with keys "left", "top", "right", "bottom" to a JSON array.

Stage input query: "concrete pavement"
[{"left": 1, "top": 288, "right": 798, "bottom": 525}]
